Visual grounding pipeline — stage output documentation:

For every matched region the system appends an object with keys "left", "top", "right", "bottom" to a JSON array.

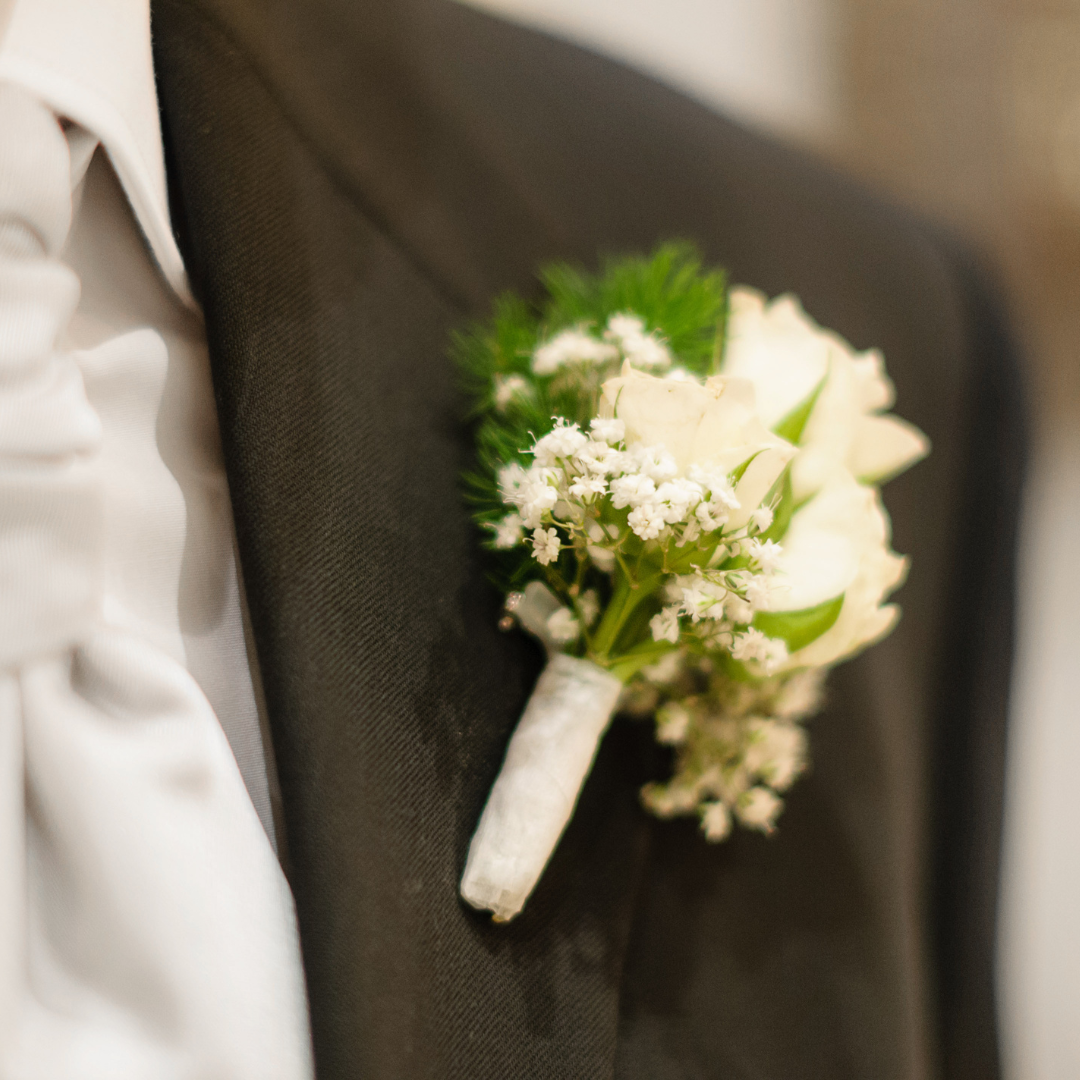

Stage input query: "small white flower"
[
  {"left": 650, "top": 605, "right": 682, "bottom": 644},
  {"left": 590, "top": 416, "right": 625, "bottom": 444},
  {"left": 498, "top": 462, "right": 528, "bottom": 500},
  {"left": 736, "top": 787, "right": 784, "bottom": 833},
  {"left": 519, "top": 478, "right": 558, "bottom": 529},
  {"left": 628, "top": 503, "right": 667, "bottom": 540},
  {"left": 711, "top": 483, "right": 741, "bottom": 511},
  {"left": 679, "top": 518, "right": 702, "bottom": 545},
  {"left": 743, "top": 573, "right": 777, "bottom": 610},
  {"left": 610, "top": 472, "right": 657, "bottom": 509},
  {"left": 605, "top": 312, "right": 672, "bottom": 369},
  {"left": 491, "top": 513, "right": 523, "bottom": 548},
  {"left": 725, "top": 595, "right": 754, "bottom": 625},
  {"left": 587, "top": 545, "right": 617, "bottom": 573},
  {"left": 707, "top": 595, "right": 729, "bottom": 620},
  {"left": 584, "top": 522, "right": 618, "bottom": 571},
  {"left": 533, "top": 421, "right": 588, "bottom": 466},
  {"left": 747, "top": 538, "right": 784, "bottom": 572},
  {"left": 494, "top": 374, "right": 529, "bottom": 409},
  {"left": 715, "top": 764, "right": 752, "bottom": 805},
  {"left": 680, "top": 585, "right": 708, "bottom": 621},
  {"left": 664, "top": 576, "right": 688, "bottom": 604},
  {"left": 773, "top": 669, "right": 825, "bottom": 720},
  {"left": 762, "top": 637, "right": 789, "bottom": 673},
  {"left": 750, "top": 506, "right": 774, "bottom": 533},
  {"left": 695, "top": 499, "right": 730, "bottom": 533},
  {"left": 624, "top": 334, "right": 672, "bottom": 370},
  {"left": 686, "top": 467, "right": 741, "bottom": 522},
  {"left": 545, "top": 607, "right": 580, "bottom": 644},
  {"left": 731, "top": 628, "right": 789, "bottom": 672},
  {"left": 605, "top": 312, "right": 646, "bottom": 340},
  {"left": 599, "top": 449, "right": 633, "bottom": 476},
  {"left": 702, "top": 624, "right": 735, "bottom": 651},
  {"left": 641, "top": 649, "right": 683, "bottom": 684},
  {"left": 532, "top": 328, "right": 619, "bottom": 375},
  {"left": 641, "top": 781, "right": 698, "bottom": 817},
  {"left": 656, "top": 702, "right": 691, "bottom": 744},
  {"left": 655, "top": 478, "right": 704, "bottom": 523},
  {"left": 569, "top": 475, "right": 607, "bottom": 499},
  {"left": 701, "top": 801, "right": 733, "bottom": 842},
  {"left": 744, "top": 719, "right": 807, "bottom": 791},
  {"left": 575, "top": 439, "right": 623, "bottom": 475},
  {"left": 586, "top": 520, "right": 609, "bottom": 543},
  {"left": 631, "top": 445, "right": 679, "bottom": 482},
  {"left": 680, "top": 578, "right": 727, "bottom": 622},
  {"left": 531, "top": 527, "right": 561, "bottom": 566},
  {"left": 578, "top": 589, "right": 600, "bottom": 627},
  {"left": 691, "top": 764, "right": 722, "bottom": 799}
]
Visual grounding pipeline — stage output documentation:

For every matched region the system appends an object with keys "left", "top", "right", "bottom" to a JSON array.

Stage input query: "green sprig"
[{"left": 453, "top": 242, "right": 728, "bottom": 593}]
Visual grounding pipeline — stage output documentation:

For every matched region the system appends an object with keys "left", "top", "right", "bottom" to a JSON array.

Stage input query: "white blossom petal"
[
  {"left": 531, "top": 527, "right": 561, "bottom": 566},
  {"left": 701, "top": 801, "right": 732, "bottom": 841},
  {"left": 736, "top": 787, "right": 783, "bottom": 833},
  {"left": 532, "top": 328, "right": 618, "bottom": 375},
  {"left": 491, "top": 513, "right": 523, "bottom": 549}
]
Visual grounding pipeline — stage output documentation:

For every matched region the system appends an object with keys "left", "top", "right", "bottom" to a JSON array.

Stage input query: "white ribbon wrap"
[{"left": 460, "top": 653, "right": 622, "bottom": 921}]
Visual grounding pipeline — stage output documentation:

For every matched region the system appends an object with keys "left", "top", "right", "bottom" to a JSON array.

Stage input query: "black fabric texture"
[{"left": 151, "top": 1, "right": 1026, "bottom": 1077}]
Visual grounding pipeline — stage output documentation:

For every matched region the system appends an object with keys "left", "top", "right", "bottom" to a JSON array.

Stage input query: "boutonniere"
[{"left": 455, "top": 244, "right": 929, "bottom": 921}]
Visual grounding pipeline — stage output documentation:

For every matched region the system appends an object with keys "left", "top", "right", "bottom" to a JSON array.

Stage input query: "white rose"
[
  {"left": 722, "top": 287, "right": 930, "bottom": 502},
  {"left": 760, "top": 471, "right": 908, "bottom": 669},
  {"left": 598, "top": 362, "right": 795, "bottom": 528}
]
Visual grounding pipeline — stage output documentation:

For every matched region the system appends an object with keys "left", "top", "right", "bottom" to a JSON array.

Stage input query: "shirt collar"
[{"left": 0, "top": 0, "right": 193, "bottom": 306}]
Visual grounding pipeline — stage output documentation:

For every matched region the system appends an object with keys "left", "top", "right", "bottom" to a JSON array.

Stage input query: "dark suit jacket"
[{"left": 151, "top": 1, "right": 1026, "bottom": 1077}]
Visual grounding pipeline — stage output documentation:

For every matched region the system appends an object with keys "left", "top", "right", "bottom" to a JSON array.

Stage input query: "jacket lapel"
[{"left": 153, "top": 2, "right": 652, "bottom": 1077}]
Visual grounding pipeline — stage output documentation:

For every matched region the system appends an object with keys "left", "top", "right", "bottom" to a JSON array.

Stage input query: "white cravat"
[
  {"left": 0, "top": 4, "right": 313, "bottom": 1077},
  {"left": 0, "top": 0, "right": 188, "bottom": 303},
  {"left": 0, "top": 0, "right": 277, "bottom": 830}
]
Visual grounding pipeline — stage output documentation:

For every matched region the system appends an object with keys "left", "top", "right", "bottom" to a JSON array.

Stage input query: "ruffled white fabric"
[{"left": 0, "top": 84, "right": 312, "bottom": 1080}]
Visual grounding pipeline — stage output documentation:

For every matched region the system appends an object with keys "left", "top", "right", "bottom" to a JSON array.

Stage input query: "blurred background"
[{"left": 460, "top": 2, "right": 1077, "bottom": 1077}]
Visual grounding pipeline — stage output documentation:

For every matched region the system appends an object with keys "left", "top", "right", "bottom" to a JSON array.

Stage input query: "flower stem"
[{"left": 591, "top": 565, "right": 661, "bottom": 665}]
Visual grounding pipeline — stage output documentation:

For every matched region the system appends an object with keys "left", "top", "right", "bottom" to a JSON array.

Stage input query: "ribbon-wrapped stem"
[{"left": 460, "top": 654, "right": 622, "bottom": 921}]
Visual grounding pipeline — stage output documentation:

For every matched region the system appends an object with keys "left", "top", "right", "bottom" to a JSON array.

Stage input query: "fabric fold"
[{"left": 0, "top": 80, "right": 312, "bottom": 1080}]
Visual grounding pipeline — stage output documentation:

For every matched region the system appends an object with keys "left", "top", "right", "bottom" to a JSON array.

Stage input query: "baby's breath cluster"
[
  {"left": 532, "top": 312, "right": 673, "bottom": 375},
  {"left": 490, "top": 415, "right": 790, "bottom": 676},
  {"left": 632, "top": 663, "right": 825, "bottom": 839}
]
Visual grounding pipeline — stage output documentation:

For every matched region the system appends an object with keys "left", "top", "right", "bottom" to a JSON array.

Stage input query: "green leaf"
[
  {"left": 753, "top": 593, "right": 844, "bottom": 652},
  {"left": 590, "top": 566, "right": 663, "bottom": 660},
  {"left": 665, "top": 535, "right": 723, "bottom": 575},
  {"left": 760, "top": 466, "right": 794, "bottom": 543},
  {"left": 713, "top": 650, "right": 759, "bottom": 684},
  {"left": 772, "top": 372, "right": 827, "bottom": 445},
  {"left": 612, "top": 591, "right": 663, "bottom": 656},
  {"left": 730, "top": 449, "right": 764, "bottom": 485},
  {"left": 606, "top": 639, "right": 678, "bottom": 683}
]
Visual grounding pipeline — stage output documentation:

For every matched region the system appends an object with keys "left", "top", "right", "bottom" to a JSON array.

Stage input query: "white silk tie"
[{"left": 0, "top": 84, "right": 312, "bottom": 1080}]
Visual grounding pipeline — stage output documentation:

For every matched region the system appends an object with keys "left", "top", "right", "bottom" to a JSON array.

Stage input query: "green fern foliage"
[{"left": 452, "top": 243, "right": 728, "bottom": 589}]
